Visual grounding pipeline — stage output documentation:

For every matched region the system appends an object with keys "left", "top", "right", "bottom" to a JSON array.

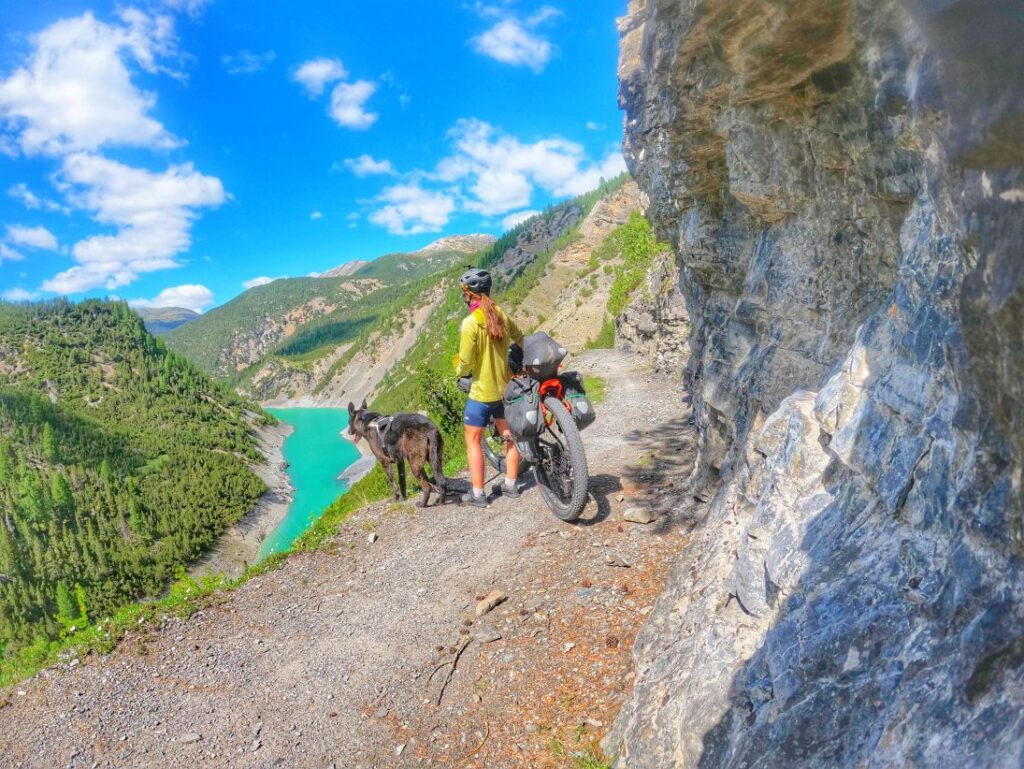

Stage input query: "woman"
[{"left": 453, "top": 267, "right": 524, "bottom": 508}]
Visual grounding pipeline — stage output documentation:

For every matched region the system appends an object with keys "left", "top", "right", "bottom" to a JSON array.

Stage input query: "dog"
[{"left": 346, "top": 400, "right": 447, "bottom": 508}]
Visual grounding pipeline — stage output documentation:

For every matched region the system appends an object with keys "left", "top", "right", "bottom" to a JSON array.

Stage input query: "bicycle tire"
[
  {"left": 537, "top": 396, "right": 589, "bottom": 521},
  {"left": 482, "top": 427, "right": 506, "bottom": 473}
]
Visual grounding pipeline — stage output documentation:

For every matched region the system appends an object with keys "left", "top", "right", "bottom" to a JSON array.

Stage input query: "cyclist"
[{"left": 453, "top": 267, "right": 524, "bottom": 507}]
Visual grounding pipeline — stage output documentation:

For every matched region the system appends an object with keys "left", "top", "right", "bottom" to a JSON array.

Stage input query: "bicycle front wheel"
[{"left": 536, "top": 396, "right": 589, "bottom": 521}]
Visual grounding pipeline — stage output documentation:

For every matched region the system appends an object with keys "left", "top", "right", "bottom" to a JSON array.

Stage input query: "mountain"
[
  {"left": 319, "top": 260, "right": 368, "bottom": 278},
  {"left": 134, "top": 306, "right": 199, "bottom": 336},
  {"left": 415, "top": 233, "right": 496, "bottom": 255},
  {"left": 163, "top": 240, "right": 497, "bottom": 382},
  {"left": 0, "top": 299, "right": 267, "bottom": 653}
]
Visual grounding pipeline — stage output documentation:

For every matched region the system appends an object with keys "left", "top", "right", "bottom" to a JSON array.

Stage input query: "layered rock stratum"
[{"left": 607, "top": 1, "right": 1024, "bottom": 767}]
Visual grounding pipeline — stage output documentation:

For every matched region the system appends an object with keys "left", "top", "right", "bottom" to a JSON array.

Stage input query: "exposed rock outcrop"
[
  {"left": 608, "top": 1, "right": 1024, "bottom": 767},
  {"left": 616, "top": 246, "right": 690, "bottom": 374},
  {"left": 517, "top": 181, "right": 649, "bottom": 350}
]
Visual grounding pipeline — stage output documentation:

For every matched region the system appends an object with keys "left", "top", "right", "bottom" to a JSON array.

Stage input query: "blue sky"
[{"left": 0, "top": 0, "right": 627, "bottom": 312}]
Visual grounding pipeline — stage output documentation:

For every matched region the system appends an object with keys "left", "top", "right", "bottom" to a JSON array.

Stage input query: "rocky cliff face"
[
  {"left": 608, "top": 1, "right": 1024, "bottom": 767},
  {"left": 616, "top": 245, "right": 690, "bottom": 374}
]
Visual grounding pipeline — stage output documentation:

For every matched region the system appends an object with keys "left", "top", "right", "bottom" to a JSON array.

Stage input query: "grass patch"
[
  {"left": 582, "top": 375, "right": 608, "bottom": 404},
  {"left": 586, "top": 316, "right": 616, "bottom": 350}
]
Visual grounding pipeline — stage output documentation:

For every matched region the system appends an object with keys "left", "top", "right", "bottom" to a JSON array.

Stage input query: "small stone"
[
  {"left": 374, "top": 706, "right": 389, "bottom": 718},
  {"left": 616, "top": 495, "right": 625, "bottom": 502},
  {"left": 606, "top": 634, "right": 620, "bottom": 648},
  {"left": 623, "top": 507, "right": 656, "bottom": 524},
  {"left": 472, "top": 624, "right": 502, "bottom": 643},
  {"left": 395, "top": 744, "right": 406, "bottom": 756},
  {"left": 367, "top": 532, "right": 378, "bottom": 544},
  {"left": 562, "top": 642, "right": 576, "bottom": 653},
  {"left": 252, "top": 739, "right": 262, "bottom": 752},
  {"left": 475, "top": 590, "right": 508, "bottom": 617},
  {"left": 524, "top": 723, "right": 539, "bottom": 734},
  {"left": 180, "top": 733, "right": 202, "bottom": 744},
  {"left": 606, "top": 554, "right": 632, "bottom": 568}
]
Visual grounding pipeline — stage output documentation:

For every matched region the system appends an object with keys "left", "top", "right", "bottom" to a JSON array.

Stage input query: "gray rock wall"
[
  {"left": 607, "top": 1, "right": 1024, "bottom": 767},
  {"left": 617, "top": 246, "right": 691, "bottom": 375}
]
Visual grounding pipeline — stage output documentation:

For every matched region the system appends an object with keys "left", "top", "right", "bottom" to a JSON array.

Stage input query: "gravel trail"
[{"left": 0, "top": 349, "right": 698, "bottom": 769}]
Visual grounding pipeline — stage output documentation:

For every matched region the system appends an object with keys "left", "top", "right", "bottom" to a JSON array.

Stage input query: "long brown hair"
[{"left": 476, "top": 293, "right": 507, "bottom": 341}]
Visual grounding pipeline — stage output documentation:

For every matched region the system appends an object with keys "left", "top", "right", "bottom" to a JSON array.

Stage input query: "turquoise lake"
[{"left": 258, "top": 408, "right": 360, "bottom": 559}]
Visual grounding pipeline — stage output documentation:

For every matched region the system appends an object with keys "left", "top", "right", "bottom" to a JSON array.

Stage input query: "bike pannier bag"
[
  {"left": 502, "top": 377, "right": 543, "bottom": 439},
  {"left": 522, "top": 332, "right": 568, "bottom": 380},
  {"left": 559, "top": 371, "right": 597, "bottom": 431}
]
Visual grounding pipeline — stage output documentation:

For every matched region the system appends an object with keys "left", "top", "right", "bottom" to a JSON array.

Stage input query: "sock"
[
  {"left": 473, "top": 487, "right": 485, "bottom": 498},
  {"left": 504, "top": 477, "right": 517, "bottom": 489}
]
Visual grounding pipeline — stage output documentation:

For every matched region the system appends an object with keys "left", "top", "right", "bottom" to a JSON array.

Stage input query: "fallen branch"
[
  {"left": 457, "top": 721, "right": 489, "bottom": 763},
  {"left": 436, "top": 637, "right": 472, "bottom": 705}
]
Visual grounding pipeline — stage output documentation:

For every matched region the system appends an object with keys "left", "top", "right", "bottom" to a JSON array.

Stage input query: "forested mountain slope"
[
  {"left": 0, "top": 300, "right": 266, "bottom": 654},
  {"left": 164, "top": 240, "right": 494, "bottom": 383}
]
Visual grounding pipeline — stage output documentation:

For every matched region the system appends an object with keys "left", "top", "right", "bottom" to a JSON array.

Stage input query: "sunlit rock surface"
[{"left": 607, "top": 1, "right": 1024, "bottom": 766}]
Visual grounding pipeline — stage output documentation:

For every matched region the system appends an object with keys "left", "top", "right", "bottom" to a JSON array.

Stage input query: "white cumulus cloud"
[
  {"left": 6, "top": 224, "right": 59, "bottom": 251},
  {"left": 435, "top": 119, "right": 626, "bottom": 215},
  {"left": 0, "top": 9, "right": 180, "bottom": 156},
  {"left": 329, "top": 80, "right": 378, "bottom": 129},
  {"left": 310, "top": 211, "right": 323, "bottom": 220},
  {"left": 471, "top": 7, "right": 560, "bottom": 73},
  {"left": 369, "top": 184, "right": 455, "bottom": 236},
  {"left": 42, "top": 153, "right": 226, "bottom": 294},
  {"left": 222, "top": 49, "right": 276, "bottom": 75},
  {"left": 0, "top": 243, "right": 25, "bottom": 265},
  {"left": 129, "top": 283, "right": 214, "bottom": 313},
  {"left": 292, "top": 57, "right": 347, "bottom": 96},
  {"left": 1, "top": 287, "right": 40, "bottom": 302},
  {"left": 501, "top": 209, "right": 540, "bottom": 231},
  {"left": 242, "top": 276, "right": 281, "bottom": 290},
  {"left": 342, "top": 154, "right": 396, "bottom": 177}
]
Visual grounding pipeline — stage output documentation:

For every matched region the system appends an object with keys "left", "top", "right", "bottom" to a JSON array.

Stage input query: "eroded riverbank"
[{"left": 189, "top": 420, "right": 295, "bottom": 579}]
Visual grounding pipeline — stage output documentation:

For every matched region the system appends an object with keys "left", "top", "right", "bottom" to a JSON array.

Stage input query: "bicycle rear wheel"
[
  {"left": 482, "top": 424, "right": 506, "bottom": 473},
  {"left": 535, "top": 396, "right": 589, "bottom": 521}
]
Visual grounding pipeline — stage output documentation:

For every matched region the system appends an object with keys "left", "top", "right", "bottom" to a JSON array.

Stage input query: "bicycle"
[{"left": 482, "top": 365, "right": 590, "bottom": 522}]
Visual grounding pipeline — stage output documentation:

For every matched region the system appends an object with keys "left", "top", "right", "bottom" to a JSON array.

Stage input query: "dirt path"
[{"left": 0, "top": 349, "right": 700, "bottom": 769}]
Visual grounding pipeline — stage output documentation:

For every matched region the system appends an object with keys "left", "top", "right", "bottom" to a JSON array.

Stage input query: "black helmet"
[{"left": 460, "top": 267, "right": 492, "bottom": 295}]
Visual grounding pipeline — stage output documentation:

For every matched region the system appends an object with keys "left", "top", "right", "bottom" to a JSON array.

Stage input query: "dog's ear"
[
  {"left": 360, "top": 398, "right": 368, "bottom": 411},
  {"left": 347, "top": 401, "right": 355, "bottom": 415}
]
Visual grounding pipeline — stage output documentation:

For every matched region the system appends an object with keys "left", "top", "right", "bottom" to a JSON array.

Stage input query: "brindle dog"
[{"left": 346, "top": 400, "right": 448, "bottom": 507}]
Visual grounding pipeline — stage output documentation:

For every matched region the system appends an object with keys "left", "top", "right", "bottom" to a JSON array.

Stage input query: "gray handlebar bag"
[{"left": 522, "top": 332, "right": 568, "bottom": 381}]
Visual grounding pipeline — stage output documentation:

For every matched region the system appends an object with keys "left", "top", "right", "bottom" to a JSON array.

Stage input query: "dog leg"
[
  {"left": 383, "top": 460, "right": 399, "bottom": 501},
  {"left": 411, "top": 459, "right": 432, "bottom": 508},
  {"left": 397, "top": 460, "right": 407, "bottom": 500}
]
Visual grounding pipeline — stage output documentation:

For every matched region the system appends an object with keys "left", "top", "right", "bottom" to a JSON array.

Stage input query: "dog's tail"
[{"left": 429, "top": 428, "right": 447, "bottom": 494}]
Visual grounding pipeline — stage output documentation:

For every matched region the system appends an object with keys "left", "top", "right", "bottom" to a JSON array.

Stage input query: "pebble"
[
  {"left": 606, "top": 554, "right": 633, "bottom": 568},
  {"left": 472, "top": 624, "right": 503, "bottom": 643},
  {"left": 562, "top": 642, "right": 576, "bottom": 653},
  {"left": 180, "top": 733, "right": 202, "bottom": 744},
  {"left": 623, "top": 507, "right": 656, "bottom": 524},
  {"left": 475, "top": 590, "right": 508, "bottom": 617},
  {"left": 374, "top": 706, "right": 389, "bottom": 718},
  {"left": 367, "top": 532, "right": 378, "bottom": 544}
]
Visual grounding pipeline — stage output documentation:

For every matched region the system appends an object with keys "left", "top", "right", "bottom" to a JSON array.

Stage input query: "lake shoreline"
[{"left": 188, "top": 420, "right": 295, "bottom": 579}]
